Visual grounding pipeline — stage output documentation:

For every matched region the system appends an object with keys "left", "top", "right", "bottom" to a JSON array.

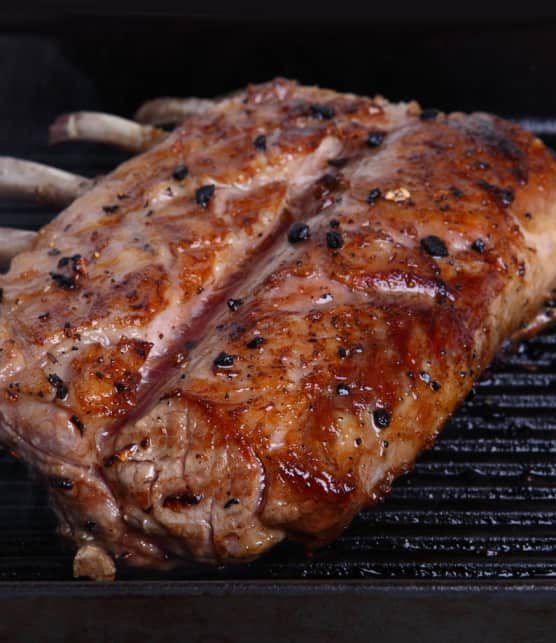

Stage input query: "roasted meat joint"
[{"left": 0, "top": 78, "right": 555, "bottom": 581}]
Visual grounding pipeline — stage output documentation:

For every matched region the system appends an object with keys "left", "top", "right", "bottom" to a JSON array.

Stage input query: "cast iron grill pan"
[{"left": 0, "top": 127, "right": 555, "bottom": 583}]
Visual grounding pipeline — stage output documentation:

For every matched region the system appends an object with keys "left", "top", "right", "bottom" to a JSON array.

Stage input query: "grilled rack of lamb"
[{"left": 0, "top": 78, "right": 555, "bottom": 581}]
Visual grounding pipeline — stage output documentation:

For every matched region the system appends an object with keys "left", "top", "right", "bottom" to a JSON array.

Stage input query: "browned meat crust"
[{"left": 1, "top": 78, "right": 556, "bottom": 576}]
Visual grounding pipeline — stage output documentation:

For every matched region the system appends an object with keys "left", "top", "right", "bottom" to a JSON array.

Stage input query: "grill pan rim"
[{"left": 0, "top": 578, "right": 556, "bottom": 599}]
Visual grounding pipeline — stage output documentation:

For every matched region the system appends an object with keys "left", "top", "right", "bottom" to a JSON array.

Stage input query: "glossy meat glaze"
[{"left": 1, "top": 79, "right": 556, "bottom": 574}]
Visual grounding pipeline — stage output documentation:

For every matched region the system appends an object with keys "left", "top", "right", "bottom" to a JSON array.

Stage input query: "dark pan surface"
[{"left": 1, "top": 124, "right": 555, "bottom": 583}]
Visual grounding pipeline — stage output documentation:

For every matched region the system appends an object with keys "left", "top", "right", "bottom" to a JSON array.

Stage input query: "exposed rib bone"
[
  {"left": 0, "top": 227, "right": 36, "bottom": 272},
  {"left": 49, "top": 112, "right": 167, "bottom": 152},
  {"left": 0, "top": 157, "right": 92, "bottom": 206},
  {"left": 134, "top": 97, "right": 217, "bottom": 126}
]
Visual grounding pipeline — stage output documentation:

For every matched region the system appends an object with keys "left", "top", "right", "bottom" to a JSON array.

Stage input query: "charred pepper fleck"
[
  {"left": 57, "top": 254, "right": 82, "bottom": 270},
  {"left": 102, "top": 204, "right": 119, "bottom": 214},
  {"left": 49, "top": 272, "right": 76, "bottom": 289},
  {"left": 246, "top": 336, "right": 265, "bottom": 349},
  {"left": 329, "top": 219, "right": 340, "bottom": 228},
  {"left": 227, "top": 298, "right": 243, "bottom": 312},
  {"left": 477, "top": 180, "right": 515, "bottom": 208},
  {"left": 420, "top": 235, "right": 449, "bottom": 257},
  {"left": 50, "top": 476, "right": 74, "bottom": 490},
  {"left": 336, "top": 383, "right": 350, "bottom": 396},
  {"left": 500, "top": 187, "right": 515, "bottom": 207},
  {"left": 288, "top": 222, "right": 311, "bottom": 244},
  {"left": 214, "top": 351, "right": 235, "bottom": 368},
  {"left": 253, "top": 134, "right": 267, "bottom": 151},
  {"left": 366, "top": 187, "right": 381, "bottom": 204},
  {"left": 224, "top": 498, "right": 240, "bottom": 509},
  {"left": 172, "top": 164, "right": 189, "bottom": 181},
  {"left": 163, "top": 492, "right": 201, "bottom": 509},
  {"left": 471, "top": 239, "right": 486, "bottom": 253},
  {"left": 373, "top": 408, "right": 391, "bottom": 429},
  {"left": 367, "top": 131, "right": 385, "bottom": 147},
  {"left": 48, "top": 373, "right": 68, "bottom": 400},
  {"left": 310, "top": 104, "right": 336, "bottom": 120},
  {"left": 326, "top": 231, "right": 344, "bottom": 249},
  {"left": 195, "top": 184, "right": 215, "bottom": 208}
]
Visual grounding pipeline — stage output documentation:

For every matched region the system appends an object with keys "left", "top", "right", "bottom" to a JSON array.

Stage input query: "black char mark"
[
  {"left": 471, "top": 239, "right": 486, "bottom": 253},
  {"left": 253, "top": 135, "right": 267, "bottom": 151},
  {"left": 420, "top": 235, "right": 449, "bottom": 257},
  {"left": 163, "top": 492, "right": 201, "bottom": 510},
  {"left": 288, "top": 222, "right": 311, "bottom": 244},
  {"left": 373, "top": 408, "right": 391, "bottom": 429},
  {"left": 214, "top": 352, "right": 235, "bottom": 368},
  {"left": 246, "top": 336, "right": 265, "bottom": 349},
  {"left": 326, "top": 231, "right": 344, "bottom": 249},
  {"left": 47, "top": 374, "right": 68, "bottom": 400},
  {"left": 477, "top": 180, "right": 515, "bottom": 208},
  {"left": 310, "top": 104, "right": 336, "bottom": 120},
  {"left": 195, "top": 184, "right": 216, "bottom": 208},
  {"left": 367, "top": 131, "right": 385, "bottom": 147},
  {"left": 50, "top": 477, "right": 74, "bottom": 490},
  {"left": 172, "top": 164, "right": 189, "bottom": 181},
  {"left": 49, "top": 272, "right": 76, "bottom": 289},
  {"left": 367, "top": 188, "right": 381, "bottom": 204},
  {"left": 227, "top": 298, "right": 243, "bottom": 312}
]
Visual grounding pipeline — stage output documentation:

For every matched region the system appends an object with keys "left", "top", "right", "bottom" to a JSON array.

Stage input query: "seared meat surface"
[{"left": 1, "top": 79, "right": 556, "bottom": 577}]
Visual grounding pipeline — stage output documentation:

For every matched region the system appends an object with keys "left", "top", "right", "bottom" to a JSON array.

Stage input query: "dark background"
[
  {"left": 1, "top": 4, "right": 556, "bottom": 641},
  {"left": 2, "top": 3, "right": 556, "bottom": 130}
]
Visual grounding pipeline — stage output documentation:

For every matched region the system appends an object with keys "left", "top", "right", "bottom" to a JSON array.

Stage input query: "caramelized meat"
[{"left": 1, "top": 79, "right": 556, "bottom": 575}]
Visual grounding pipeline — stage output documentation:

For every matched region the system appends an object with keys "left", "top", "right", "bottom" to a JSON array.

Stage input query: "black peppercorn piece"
[
  {"left": 420, "top": 235, "right": 449, "bottom": 257},
  {"left": 326, "top": 231, "right": 343, "bottom": 249},
  {"left": 195, "top": 184, "right": 215, "bottom": 208},
  {"left": 288, "top": 222, "right": 311, "bottom": 244}
]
